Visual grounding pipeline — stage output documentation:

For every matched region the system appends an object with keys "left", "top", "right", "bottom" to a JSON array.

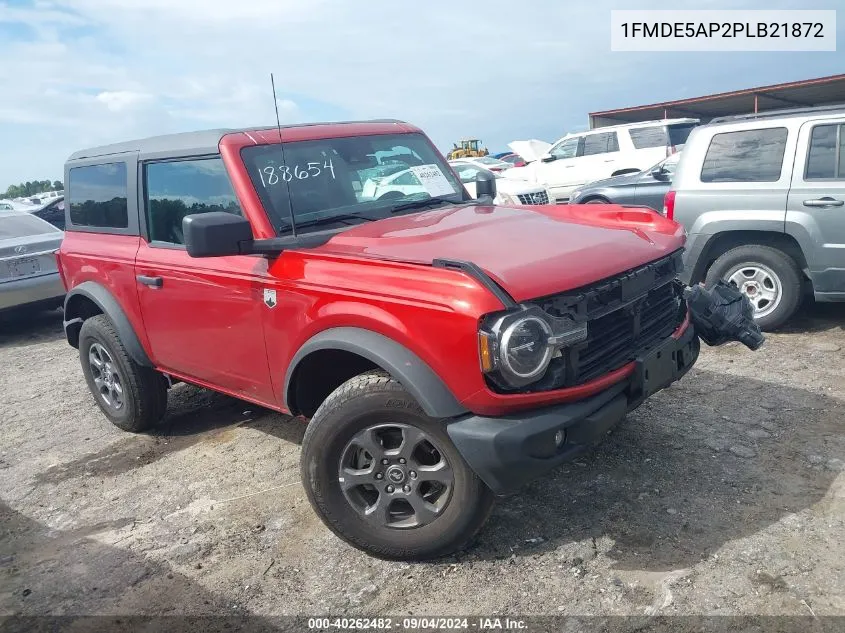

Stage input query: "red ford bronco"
[{"left": 58, "top": 120, "right": 718, "bottom": 560}]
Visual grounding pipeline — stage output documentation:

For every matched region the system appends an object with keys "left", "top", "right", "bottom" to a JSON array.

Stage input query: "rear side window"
[
  {"left": 668, "top": 123, "right": 696, "bottom": 147},
  {"left": 805, "top": 124, "right": 845, "bottom": 180},
  {"left": 582, "top": 132, "right": 619, "bottom": 156},
  {"left": 68, "top": 163, "right": 129, "bottom": 228},
  {"left": 145, "top": 158, "right": 242, "bottom": 245},
  {"left": 629, "top": 126, "right": 668, "bottom": 149},
  {"left": 700, "top": 128, "right": 788, "bottom": 183}
]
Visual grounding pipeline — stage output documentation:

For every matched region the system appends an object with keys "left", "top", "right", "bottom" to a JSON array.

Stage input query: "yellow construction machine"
[{"left": 446, "top": 139, "right": 489, "bottom": 160}]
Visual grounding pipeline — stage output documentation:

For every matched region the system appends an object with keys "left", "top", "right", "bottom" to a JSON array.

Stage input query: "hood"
[
  {"left": 508, "top": 139, "right": 551, "bottom": 163},
  {"left": 316, "top": 203, "right": 685, "bottom": 302}
]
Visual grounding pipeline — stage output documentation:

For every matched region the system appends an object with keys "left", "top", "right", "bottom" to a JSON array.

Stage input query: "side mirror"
[
  {"left": 650, "top": 167, "right": 670, "bottom": 181},
  {"left": 184, "top": 212, "right": 254, "bottom": 257},
  {"left": 540, "top": 154, "right": 557, "bottom": 163},
  {"left": 475, "top": 170, "right": 497, "bottom": 202}
]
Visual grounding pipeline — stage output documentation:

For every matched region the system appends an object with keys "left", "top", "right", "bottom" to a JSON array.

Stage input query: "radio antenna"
[{"left": 270, "top": 72, "right": 297, "bottom": 237}]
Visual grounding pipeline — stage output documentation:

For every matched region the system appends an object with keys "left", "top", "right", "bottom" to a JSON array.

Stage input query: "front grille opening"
[
  {"left": 517, "top": 191, "right": 550, "bottom": 205},
  {"left": 486, "top": 251, "right": 686, "bottom": 395}
]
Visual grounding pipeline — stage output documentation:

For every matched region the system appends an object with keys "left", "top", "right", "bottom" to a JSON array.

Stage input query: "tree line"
[{"left": 4, "top": 180, "right": 64, "bottom": 199}]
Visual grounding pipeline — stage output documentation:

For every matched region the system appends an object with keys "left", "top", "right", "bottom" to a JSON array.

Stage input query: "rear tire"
[
  {"left": 300, "top": 370, "right": 494, "bottom": 560},
  {"left": 704, "top": 245, "right": 802, "bottom": 331},
  {"left": 79, "top": 315, "right": 168, "bottom": 432}
]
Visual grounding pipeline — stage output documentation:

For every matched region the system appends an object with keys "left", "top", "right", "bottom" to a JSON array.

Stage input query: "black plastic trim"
[
  {"left": 63, "top": 281, "right": 153, "bottom": 367},
  {"left": 432, "top": 258, "right": 517, "bottom": 308},
  {"left": 284, "top": 327, "right": 466, "bottom": 418}
]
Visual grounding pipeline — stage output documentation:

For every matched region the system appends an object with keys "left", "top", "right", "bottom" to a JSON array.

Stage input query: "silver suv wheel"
[{"left": 725, "top": 263, "right": 782, "bottom": 319}]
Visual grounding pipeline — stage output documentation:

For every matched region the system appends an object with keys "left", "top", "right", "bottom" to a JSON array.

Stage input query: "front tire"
[
  {"left": 78, "top": 315, "right": 168, "bottom": 432},
  {"left": 300, "top": 370, "right": 494, "bottom": 560},
  {"left": 704, "top": 245, "right": 803, "bottom": 331}
]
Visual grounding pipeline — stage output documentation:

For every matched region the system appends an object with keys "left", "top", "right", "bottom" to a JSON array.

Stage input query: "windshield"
[
  {"left": 241, "top": 133, "right": 467, "bottom": 235},
  {"left": 474, "top": 156, "right": 502, "bottom": 165},
  {"left": 450, "top": 163, "right": 496, "bottom": 184},
  {"left": 646, "top": 153, "right": 681, "bottom": 176}
]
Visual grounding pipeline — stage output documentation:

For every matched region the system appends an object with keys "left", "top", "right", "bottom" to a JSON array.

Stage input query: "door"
[
  {"left": 134, "top": 156, "right": 276, "bottom": 405},
  {"left": 536, "top": 136, "right": 582, "bottom": 202},
  {"left": 786, "top": 120, "right": 845, "bottom": 292},
  {"left": 577, "top": 131, "right": 622, "bottom": 184}
]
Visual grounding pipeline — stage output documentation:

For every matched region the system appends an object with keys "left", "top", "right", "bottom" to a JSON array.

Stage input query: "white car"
[
  {"left": 505, "top": 118, "right": 698, "bottom": 203},
  {"left": 449, "top": 156, "right": 512, "bottom": 173},
  {"left": 449, "top": 161, "right": 550, "bottom": 206},
  {"left": 360, "top": 167, "right": 427, "bottom": 200}
]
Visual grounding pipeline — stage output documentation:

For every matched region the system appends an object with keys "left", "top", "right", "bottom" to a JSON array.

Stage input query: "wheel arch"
[
  {"left": 687, "top": 231, "right": 810, "bottom": 289},
  {"left": 580, "top": 194, "right": 611, "bottom": 204},
  {"left": 63, "top": 282, "right": 153, "bottom": 367},
  {"left": 284, "top": 327, "right": 467, "bottom": 420}
]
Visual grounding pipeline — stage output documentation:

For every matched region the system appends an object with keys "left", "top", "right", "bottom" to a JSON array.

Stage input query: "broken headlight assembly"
[{"left": 478, "top": 306, "right": 588, "bottom": 389}]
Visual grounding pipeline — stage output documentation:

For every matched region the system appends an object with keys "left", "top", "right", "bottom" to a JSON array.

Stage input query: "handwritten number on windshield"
[{"left": 258, "top": 159, "right": 336, "bottom": 187}]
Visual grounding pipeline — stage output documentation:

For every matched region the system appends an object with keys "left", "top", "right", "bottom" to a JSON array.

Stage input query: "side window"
[
  {"left": 550, "top": 137, "right": 580, "bottom": 159},
  {"left": 582, "top": 132, "right": 619, "bottom": 156},
  {"left": 805, "top": 124, "right": 844, "bottom": 180},
  {"left": 145, "top": 158, "right": 242, "bottom": 245},
  {"left": 629, "top": 126, "right": 669, "bottom": 149},
  {"left": 68, "top": 162, "right": 129, "bottom": 228},
  {"left": 700, "top": 128, "right": 788, "bottom": 183}
]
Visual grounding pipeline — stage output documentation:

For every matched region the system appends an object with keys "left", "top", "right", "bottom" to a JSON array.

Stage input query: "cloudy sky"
[{"left": 0, "top": 0, "right": 842, "bottom": 190}]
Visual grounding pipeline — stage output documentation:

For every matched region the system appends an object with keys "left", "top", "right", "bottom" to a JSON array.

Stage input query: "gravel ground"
[{"left": 1, "top": 304, "right": 844, "bottom": 622}]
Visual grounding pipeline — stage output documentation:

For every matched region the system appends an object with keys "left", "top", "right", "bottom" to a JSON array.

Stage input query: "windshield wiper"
[
  {"left": 388, "top": 197, "right": 455, "bottom": 214},
  {"left": 278, "top": 213, "right": 376, "bottom": 232}
]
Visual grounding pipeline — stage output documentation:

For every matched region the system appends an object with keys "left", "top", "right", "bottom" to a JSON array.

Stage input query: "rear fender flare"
[
  {"left": 284, "top": 327, "right": 466, "bottom": 419},
  {"left": 63, "top": 281, "right": 153, "bottom": 367}
]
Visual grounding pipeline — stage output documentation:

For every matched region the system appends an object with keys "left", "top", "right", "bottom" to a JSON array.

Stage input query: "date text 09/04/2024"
[{"left": 306, "top": 617, "right": 528, "bottom": 630}]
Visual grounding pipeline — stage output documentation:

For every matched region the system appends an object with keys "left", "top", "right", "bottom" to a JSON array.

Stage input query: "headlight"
[
  {"left": 479, "top": 306, "right": 588, "bottom": 389},
  {"left": 568, "top": 190, "right": 581, "bottom": 203},
  {"left": 500, "top": 315, "right": 553, "bottom": 380},
  {"left": 496, "top": 191, "right": 519, "bottom": 205}
]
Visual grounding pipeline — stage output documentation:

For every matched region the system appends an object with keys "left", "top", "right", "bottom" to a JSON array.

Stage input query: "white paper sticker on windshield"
[{"left": 410, "top": 164, "right": 454, "bottom": 197}]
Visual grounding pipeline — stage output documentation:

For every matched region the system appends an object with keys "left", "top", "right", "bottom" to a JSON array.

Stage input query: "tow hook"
[{"left": 685, "top": 282, "right": 765, "bottom": 351}]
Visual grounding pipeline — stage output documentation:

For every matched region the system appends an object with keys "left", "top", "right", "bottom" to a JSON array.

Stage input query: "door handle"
[
  {"left": 803, "top": 197, "right": 844, "bottom": 208},
  {"left": 137, "top": 275, "right": 163, "bottom": 288}
]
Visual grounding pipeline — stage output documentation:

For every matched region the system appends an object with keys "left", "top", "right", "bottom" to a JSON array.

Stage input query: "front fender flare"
[
  {"left": 284, "top": 327, "right": 467, "bottom": 419},
  {"left": 63, "top": 281, "right": 153, "bottom": 367}
]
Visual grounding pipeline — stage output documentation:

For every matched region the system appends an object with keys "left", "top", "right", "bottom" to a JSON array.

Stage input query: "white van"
[{"left": 506, "top": 119, "right": 698, "bottom": 203}]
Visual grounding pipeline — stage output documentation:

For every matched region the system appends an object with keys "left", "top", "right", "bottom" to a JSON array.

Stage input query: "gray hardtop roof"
[{"left": 66, "top": 119, "right": 407, "bottom": 162}]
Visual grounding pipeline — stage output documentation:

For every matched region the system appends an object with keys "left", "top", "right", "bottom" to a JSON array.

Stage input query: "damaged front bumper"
[
  {"left": 447, "top": 282, "right": 763, "bottom": 496},
  {"left": 447, "top": 322, "right": 699, "bottom": 495}
]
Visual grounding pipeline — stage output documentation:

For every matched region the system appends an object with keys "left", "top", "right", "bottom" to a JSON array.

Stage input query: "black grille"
[
  {"left": 495, "top": 250, "right": 687, "bottom": 394},
  {"left": 517, "top": 191, "right": 549, "bottom": 205},
  {"left": 572, "top": 281, "right": 684, "bottom": 384}
]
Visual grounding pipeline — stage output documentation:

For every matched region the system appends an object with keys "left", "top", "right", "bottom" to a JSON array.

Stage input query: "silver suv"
[{"left": 668, "top": 106, "right": 845, "bottom": 330}]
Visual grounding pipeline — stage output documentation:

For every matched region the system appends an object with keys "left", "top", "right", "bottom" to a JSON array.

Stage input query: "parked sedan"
[
  {"left": 568, "top": 153, "right": 680, "bottom": 212},
  {"left": 0, "top": 212, "right": 65, "bottom": 313},
  {"left": 30, "top": 197, "right": 66, "bottom": 230}
]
